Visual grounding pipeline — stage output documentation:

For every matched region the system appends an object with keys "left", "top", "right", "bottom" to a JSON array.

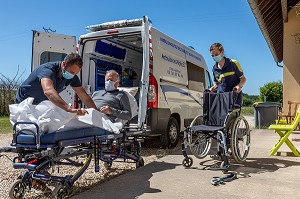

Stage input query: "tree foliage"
[
  {"left": 0, "top": 66, "right": 24, "bottom": 115},
  {"left": 243, "top": 93, "right": 259, "bottom": 107},
  {"left": 259, "top": 81, "right": 283, "bottom": 103}
]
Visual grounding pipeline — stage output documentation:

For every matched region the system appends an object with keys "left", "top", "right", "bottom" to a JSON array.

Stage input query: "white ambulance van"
[{"left": 31, "top": 16, "right": 213, "bottom": 147}]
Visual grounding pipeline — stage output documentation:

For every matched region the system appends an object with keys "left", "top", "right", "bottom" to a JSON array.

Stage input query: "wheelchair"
[{"left": 181, "top": 90, "right": 251, "bottom": 185}]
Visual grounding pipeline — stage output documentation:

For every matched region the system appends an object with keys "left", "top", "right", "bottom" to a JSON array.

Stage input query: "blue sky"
[{"left": 0, "top": 0, "right": 282, "bottom": 95}]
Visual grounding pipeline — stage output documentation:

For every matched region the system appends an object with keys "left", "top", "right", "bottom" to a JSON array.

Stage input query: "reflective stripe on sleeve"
[{"left": 216, "top": 71, "right": 235, "bottom": 82}]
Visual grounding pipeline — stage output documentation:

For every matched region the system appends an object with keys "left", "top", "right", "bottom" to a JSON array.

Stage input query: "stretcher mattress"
[{"left": 16, "top": 127, "right": 113, "bottom": 145}]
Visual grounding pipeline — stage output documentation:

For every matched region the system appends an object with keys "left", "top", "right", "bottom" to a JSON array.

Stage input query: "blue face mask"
[
  {"left": 62, "top": 69, "right": 74, "bottom": 79},
  {"left": 213, "top": 55, "right": 223, "bottom": 62},
  {"left": 105, "top": 80, "right": 116, "bottom": 91}
]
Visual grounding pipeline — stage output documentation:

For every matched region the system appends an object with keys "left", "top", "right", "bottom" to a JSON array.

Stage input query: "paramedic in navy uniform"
[
  {"left": 15, "top": 53, "right": 97, "bottom": 115},
  {"left": 208, "top": 43, "right": 246, "bottom": 107}
]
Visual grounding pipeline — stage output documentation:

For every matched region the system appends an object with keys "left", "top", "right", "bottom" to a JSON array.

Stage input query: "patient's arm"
[{"left": 110, "top": 93, "right": 132, "bottom": 121}]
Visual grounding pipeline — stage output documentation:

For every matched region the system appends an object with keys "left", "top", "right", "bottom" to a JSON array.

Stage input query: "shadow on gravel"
[{"left": 72, "top": 161, "right": 180, "bottom": 199}]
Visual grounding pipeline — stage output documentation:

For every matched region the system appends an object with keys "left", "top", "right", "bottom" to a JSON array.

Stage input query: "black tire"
[
  {"left": 231, "top": 115, "right": 251, "bottom": 164},
  {"left": 182, "top": 157, "right": 193, "bottom": 168},
  {"left": 9, "top": 180, "right": 26, "bottom": 199},
  {"left": 136, "top": 157, "right": 145, "bottom": 168},
  {"left": 160, "top": 117, "right": 179, "bottom": 148},
  {"left": 52, "top": 186, "right": 71, "bottom": 199},
  {"left": 104, "top": 161, "right": 112, "bottom": 170},
  {"left": 188, "top": 115, "right": 212, "bottom": 159}
]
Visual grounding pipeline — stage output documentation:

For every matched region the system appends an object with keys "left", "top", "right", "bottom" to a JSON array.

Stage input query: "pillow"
[
  {"left": 118, "top": 87, "right": 138, "bottom": 97},
  {"left": 118, "top": 88, "right": 139, "bottom": 118}
]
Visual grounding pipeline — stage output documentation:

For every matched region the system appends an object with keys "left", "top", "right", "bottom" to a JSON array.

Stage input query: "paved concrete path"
[{"left": 73, "top": 123, "right": 300, "bottom": 199}]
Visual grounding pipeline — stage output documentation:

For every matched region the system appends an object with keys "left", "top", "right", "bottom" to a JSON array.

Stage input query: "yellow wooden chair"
[
  {"left": 277, "top": 101, "right": 300, "bottom": 128},
  {"left": 268, "top": 106, "right": 300, "bottom": 156}
]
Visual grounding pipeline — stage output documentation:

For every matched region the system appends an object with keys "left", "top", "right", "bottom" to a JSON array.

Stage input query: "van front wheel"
[{"left": 161, "top": 117, "right": 179, "bottom": 148}]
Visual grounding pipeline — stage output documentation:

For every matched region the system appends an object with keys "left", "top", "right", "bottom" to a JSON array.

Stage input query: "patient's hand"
[
  {"left": 100, "top": 106, "right": 112, "bottom": 115},
  {"left": 69, "top": 108, "right": 88, "bottom": 116}
]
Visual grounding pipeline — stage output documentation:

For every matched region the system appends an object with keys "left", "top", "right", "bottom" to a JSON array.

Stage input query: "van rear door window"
[{"left": 40, "top": 51, "right": 67, "bottom": 65}]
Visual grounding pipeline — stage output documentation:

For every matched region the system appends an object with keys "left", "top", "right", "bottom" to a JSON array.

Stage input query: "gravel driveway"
[{"left": 0, "top": 134, "right": 180, "bottom": 199}]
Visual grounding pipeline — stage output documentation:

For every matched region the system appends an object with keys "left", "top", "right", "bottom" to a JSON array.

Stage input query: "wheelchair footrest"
[{"left": 211, "top": 172, "right": 237, "bottom": 186}]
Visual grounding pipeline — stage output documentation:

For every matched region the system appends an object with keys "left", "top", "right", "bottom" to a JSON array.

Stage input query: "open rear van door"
[
  {"left": 138, "top": 16, "right": 151, "bottom": 128},
  {"left": 31, "top": 30, "right": 76, "bottom": 106}
]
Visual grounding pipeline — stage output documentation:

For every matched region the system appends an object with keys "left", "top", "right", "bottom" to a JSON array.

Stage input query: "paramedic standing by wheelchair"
[
  {"left": 209, "top": 43, "right": 246, "bottom": 107},
  {"left": 15, "top": 53, "right": 97, "bottom": 115}
]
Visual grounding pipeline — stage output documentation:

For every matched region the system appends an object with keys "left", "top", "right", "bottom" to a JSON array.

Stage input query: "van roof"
[{"left": 86, "top": 18, "right": 144, "bottom": 32}]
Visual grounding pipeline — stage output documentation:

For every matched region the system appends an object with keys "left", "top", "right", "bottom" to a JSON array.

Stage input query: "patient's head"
[{"left": 105, "top": 70, "right": 120, "bottom": 91}]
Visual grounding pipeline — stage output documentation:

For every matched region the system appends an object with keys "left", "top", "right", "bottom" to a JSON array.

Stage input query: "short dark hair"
[
  {"left": 64, "top": 53, "right": 83, "bottom": 69},
  {"left": 209, "top": 43, "right": 224, "bottom": 53}
]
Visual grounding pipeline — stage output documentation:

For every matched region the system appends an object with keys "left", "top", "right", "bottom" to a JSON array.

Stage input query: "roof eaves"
[{"left": 248, "top": 0, "right": 281, "bottom": 63}]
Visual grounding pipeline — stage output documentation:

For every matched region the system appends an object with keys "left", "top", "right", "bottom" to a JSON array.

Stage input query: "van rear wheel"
[{"left": 161, "top": 117, "right": 179, "bottom": 148}]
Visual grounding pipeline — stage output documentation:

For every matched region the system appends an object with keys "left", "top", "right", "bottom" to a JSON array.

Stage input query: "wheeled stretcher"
[{"left": 0, "top": 121, "right": 145, "bottom": 199}]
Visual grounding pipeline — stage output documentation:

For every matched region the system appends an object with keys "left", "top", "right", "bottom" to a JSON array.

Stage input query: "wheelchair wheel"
[
  {"left": 182, "top": 157, "right": 193, "bottom": 168},
  {"left": 230, "top": 115, "right": 250, "bottom": 163},
  {"left": 188, "top": 115, "right": 212, "bottom": 159},
  {"left": 9, "top": 179, "right": 26, "bottom": 199}
]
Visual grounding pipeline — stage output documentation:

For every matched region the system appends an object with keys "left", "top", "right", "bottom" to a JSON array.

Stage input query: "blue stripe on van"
[{"left": 160, "top": 85, "right": 201, "bottom": 106}]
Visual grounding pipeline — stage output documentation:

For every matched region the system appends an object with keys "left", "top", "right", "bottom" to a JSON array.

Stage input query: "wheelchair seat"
[{"left": 189, "top": 125, "right": 224, "bottom": 132}]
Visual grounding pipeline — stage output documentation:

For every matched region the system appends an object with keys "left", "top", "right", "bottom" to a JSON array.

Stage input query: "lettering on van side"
[
  {"left": 167, "top": 67, "right": 183, "bottom": 78},
  {"left": 159, "top": 37, "right": 202, "bottom": 62},
  {"left": 161, "top": 54, "right": 186, "bottom": 68}
]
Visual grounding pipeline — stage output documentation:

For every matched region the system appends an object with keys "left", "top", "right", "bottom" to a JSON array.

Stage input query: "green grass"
[
  {"left": 241, "top": 106, "right": 254, "bottom": 115},
  {"left": 0, "top": 116, "right": 12, "bottom": 134}
]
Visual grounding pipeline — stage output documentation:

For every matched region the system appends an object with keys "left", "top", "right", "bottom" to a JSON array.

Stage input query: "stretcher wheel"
[
  {"left": 182, "top": 157, "right": 193, "bottom": 168},
  {"left": 9, "top": 179, "right": 26, "bottom": 199},
  {"left": 230, "top": 115, "right": 250, "bottom": 164},
  {"left": 189, "top": 115, "right": 212, "bottom": 159},
  {"left": 104, "top": 161, "right": 112, "bottom": 169},
  {"left": 136, "top": 157, "right": 144, "bottom": 168},
  {"left": 52, "top": 185, "right": 71, "bottom": 199}
]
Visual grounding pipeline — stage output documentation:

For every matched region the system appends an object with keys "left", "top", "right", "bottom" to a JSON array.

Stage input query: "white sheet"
[{"left": 9, "top": 98, "right": 121, "bottom": 134}]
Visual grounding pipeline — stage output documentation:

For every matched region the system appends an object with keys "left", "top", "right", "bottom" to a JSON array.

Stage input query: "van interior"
[{"left": 81, "top": 33, "right": 144, "bottom": 124}]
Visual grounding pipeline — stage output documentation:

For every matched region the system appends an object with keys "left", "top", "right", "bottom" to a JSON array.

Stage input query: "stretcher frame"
[{"left": 0, "top": 121, "right": 145, "bottom": 198}]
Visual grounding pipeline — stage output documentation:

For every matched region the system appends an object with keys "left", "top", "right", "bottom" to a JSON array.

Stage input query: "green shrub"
[
  {"left": 259, "top": 81, "right": 282, "bottom": 103},
  {"left": 241, "top": 106, "right": 254, "bottom": 115},
  {"left": 0, "top": 116, "right": 12, "bottom": 134}
]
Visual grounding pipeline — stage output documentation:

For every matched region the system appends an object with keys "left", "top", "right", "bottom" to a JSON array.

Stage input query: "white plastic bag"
[
  {"left": 9, "top": 98, "right": 121, "bottom": 134},
  {"left": 9, "top": 98, "right": 76, "bottom": 133}
]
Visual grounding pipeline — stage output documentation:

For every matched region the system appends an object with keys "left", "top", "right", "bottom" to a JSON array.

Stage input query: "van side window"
[
  {"left": 40, "top": 51, "right": 67, "bottom": 65},
  {"left": 187, "top": 62, "right": 205, "bottom": 92},
  {"left": 205, "top": 70, "right": 213, "bottom": 89}
]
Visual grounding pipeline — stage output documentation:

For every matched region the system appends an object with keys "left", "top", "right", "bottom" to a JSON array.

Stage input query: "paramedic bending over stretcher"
[
  {"left": 92, "top": 70, "right": 132, "bottom": 122},
  {"left": 209, "top": 43, "right": 246, "bottom": 107},
  {"left": 15, "top": 53, "right": 97, "bottom": 115}
]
